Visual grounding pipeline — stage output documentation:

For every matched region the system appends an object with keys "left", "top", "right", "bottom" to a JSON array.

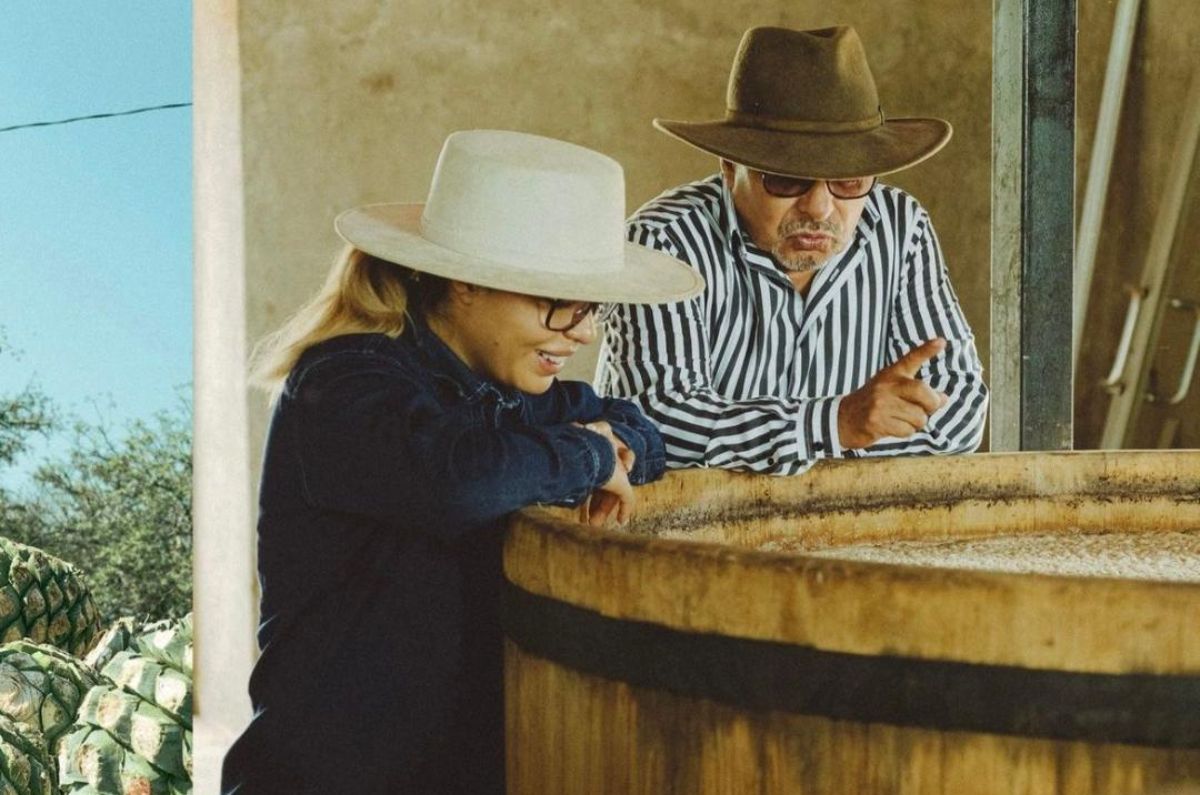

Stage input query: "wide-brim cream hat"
[
  {"left": 335, "top": 130, "right": 703, "bottom": 304},
  {"left": 655, "top": 26, "right": 952, "bottom": 179}
]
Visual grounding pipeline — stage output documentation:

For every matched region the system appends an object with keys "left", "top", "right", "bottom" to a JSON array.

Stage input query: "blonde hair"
[{"left": 250, "top": 246, "right": 431, "bottom": 397}]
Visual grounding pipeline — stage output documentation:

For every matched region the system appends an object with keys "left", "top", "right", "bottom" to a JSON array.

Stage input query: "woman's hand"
[
  {"left": 584, "top": 462, "right": 635, "bottom": 526},
  {"left": 576, "top": 421, "right": 636, "bottom": 526},
  {"left": 579, "top": 420, "right": 636, "bottom": 473}
]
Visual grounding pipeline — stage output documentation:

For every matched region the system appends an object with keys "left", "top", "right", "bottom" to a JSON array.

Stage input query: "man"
[{"left": 603, "top": 25, "right": 988, "bottom": 474}]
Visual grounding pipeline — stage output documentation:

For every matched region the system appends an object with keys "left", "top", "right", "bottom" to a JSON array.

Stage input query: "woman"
[{"left": 220, "top": 130, "right": 702, "bottom": 794}]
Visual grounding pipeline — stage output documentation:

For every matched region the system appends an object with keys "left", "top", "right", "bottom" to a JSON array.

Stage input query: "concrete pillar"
[{"left": 193, "top": 2, "right": 255, "bottom": 792}]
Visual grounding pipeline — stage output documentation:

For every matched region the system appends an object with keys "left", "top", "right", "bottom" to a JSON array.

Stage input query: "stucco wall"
[{"left": 237, "top": 2, "right": 994, "bottom": 456}]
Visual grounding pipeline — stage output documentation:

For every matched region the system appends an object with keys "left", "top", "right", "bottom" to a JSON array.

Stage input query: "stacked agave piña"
[
  {"left": 0, "top": 539, "right": 104, "bottom": 794},
  {"left": 0, "top": 714, "right": 55, "bottom": 795},
  {"left": 0, "top": 642, "right": 101, "bottom": 750},
  {"left": 58, "top": 615, "right": 193, "bottom": 794},
  {"left": 0, "top": 537, "right": 193, "bottom": 794},
  {"left": 0, "top": 540, "right": 101, "bottom": 657}
]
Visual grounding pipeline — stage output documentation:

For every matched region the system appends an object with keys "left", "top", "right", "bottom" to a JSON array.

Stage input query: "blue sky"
[{"left": 0, "top": 4, "right": 191, "bottom": 485}]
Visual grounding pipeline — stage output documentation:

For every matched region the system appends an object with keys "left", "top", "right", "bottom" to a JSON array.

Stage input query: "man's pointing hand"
[{"left": 837, "top": 338, "right": 950, "bottom": 450}]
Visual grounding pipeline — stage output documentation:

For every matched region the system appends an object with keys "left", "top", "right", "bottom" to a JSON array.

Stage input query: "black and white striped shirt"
[{"left": 602, "top": 174, "right": 988, "bottom": 475}]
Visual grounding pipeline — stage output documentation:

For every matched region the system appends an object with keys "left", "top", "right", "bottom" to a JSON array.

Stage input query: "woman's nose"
[{"left": 565, "top": 311, "right": 598, "bottom": 344}]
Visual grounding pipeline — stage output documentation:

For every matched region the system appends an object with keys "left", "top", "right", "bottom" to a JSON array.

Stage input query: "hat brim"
[
  {"left": 654, "top": 117, "right": 952, "bottom": 179},
  {"left": 334, "top": 204, "right": 704, "bottom": 305}
]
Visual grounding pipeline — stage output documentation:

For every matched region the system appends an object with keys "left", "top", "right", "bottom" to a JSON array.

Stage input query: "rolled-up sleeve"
[
  {"left": 526, "top": 379, "right": 669, "bottom": 484},
  {"left": 288, "top": 357, "right": 617, "bottom": 540}
]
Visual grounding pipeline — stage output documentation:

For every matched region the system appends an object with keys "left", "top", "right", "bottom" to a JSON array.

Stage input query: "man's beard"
[{"left": 771, "top": 219, "right": 842, "bottom": 273}]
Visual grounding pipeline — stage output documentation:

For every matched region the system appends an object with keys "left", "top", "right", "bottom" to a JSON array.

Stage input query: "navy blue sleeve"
[
  {"left": 287, "top": 358, "right": 616, "bottom": 541},
  {"left": 525, "top": 378, "right": 605, "bottom": 424},
  {"left": 527, "top": 379, "right": 667, "bottom": 484}
]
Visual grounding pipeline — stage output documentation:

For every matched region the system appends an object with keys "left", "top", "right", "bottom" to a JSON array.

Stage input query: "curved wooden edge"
[
  {"left": 505, "top": 641, "right": 1200, "bottom": 795},
  {"left": 502, "top": 582, "right": 1200, "bottom": 747},
  {"left": 504, "top": 451, "right": 1200, "bottom": 674},
  {"left": 631, "top": 450, "right": 1200, "bottom": 525}
]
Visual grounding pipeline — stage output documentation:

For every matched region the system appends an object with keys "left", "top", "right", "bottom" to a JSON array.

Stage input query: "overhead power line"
[{"left": 0, "top": 102, "right": 192, "bottom": 134}]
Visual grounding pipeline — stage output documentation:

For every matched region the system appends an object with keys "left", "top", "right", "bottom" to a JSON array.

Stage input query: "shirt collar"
[
  {"left": 408, "top": 316, "right": 522, "bottom": 407},
  {"left": 716, "top": 175, "right": 753, "bottom": 259},
  {"left": 716, "top": 176, "right": 783, "bottom": 278}
]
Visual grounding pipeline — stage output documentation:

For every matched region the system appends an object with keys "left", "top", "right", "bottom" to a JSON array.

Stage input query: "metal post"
[
  {"left": 991, "top": 0, "right": 1024, "bottom": 452},
  {"left": 1073, "top": 0, "right": 1142, "bottom": 368},
  {"left": 990, "top": 0, "right": 1076, "bottom": 451}
]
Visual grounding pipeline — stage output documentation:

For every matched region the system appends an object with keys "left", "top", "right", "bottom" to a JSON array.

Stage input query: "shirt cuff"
[
  {"left": 797, "top": 395, "right": 845, "bottom": 460},
  {"left": 577, "top": 425, "right": 618, "bottom": 490},
  {"left": 607, "top": 420, "right": 666, "bottom": 484}
]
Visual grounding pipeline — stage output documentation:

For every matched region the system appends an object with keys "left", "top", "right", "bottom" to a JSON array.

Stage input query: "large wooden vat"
[{"left": 503, "top": 451, "right": 1200, "bottom": 794}]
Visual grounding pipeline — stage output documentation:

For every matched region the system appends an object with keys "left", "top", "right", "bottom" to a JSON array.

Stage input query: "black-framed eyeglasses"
[
  {"left": 542, "top": 299, "right": 613, "bottom": 332},
  {"left": 758, "top": 171, "right": 877, "bottom": 200}
]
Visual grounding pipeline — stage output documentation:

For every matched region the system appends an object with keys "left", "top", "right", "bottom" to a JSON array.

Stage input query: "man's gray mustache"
[{"left": 779, "top": 220, "right": 839, "bottom": 235}]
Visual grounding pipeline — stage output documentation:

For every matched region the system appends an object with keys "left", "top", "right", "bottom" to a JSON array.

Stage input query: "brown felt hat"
[{"left": 655, "top": 25, "right": 952, "bottom": 179}]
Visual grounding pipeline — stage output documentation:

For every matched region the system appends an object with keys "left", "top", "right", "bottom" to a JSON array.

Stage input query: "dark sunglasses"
[
  {"left": 542, "top": 299, "right": 614, "bottom": 332},
  {"left": 758, "top": 171, "right": 877, "bottom": 200}
]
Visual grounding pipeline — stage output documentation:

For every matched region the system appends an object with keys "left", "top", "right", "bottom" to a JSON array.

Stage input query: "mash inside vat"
[{"left": 791, "top": 530, "right": 1200, "bottom": 581}]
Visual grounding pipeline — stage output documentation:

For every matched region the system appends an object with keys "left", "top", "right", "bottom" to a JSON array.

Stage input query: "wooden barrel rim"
[{"left": 505, "top": 451, "right": 1200, "bottom": 674}]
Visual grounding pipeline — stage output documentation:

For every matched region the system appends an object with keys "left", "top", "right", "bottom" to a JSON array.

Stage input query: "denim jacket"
[
  {"left": 222, "top": 321, "right": 665, "bottom": 795},
  {"left": 287, "top": 321, "right": 666, "bottom": 537}
]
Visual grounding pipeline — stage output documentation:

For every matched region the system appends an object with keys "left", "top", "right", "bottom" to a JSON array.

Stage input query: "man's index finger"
[{"left": 888, "top": 338, "right": 946, "bottom": 378}]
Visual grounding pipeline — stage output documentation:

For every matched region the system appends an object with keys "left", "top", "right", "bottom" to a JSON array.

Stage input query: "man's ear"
[{"left": 719, "top": 158, "right": 737, "bottom": 189}]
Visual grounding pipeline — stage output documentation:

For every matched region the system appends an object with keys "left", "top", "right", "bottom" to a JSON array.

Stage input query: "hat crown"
[
  {"left": 727, "top": 26, "right": 881, "bottom": 127},
  {"left": 421, "top": 130, "right": 626, "bottom": 274}
]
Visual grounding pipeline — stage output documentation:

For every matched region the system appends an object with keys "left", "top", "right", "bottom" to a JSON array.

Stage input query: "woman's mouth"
[{"left": 536, "top": 349, "right": 570, "bottom": 373}]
